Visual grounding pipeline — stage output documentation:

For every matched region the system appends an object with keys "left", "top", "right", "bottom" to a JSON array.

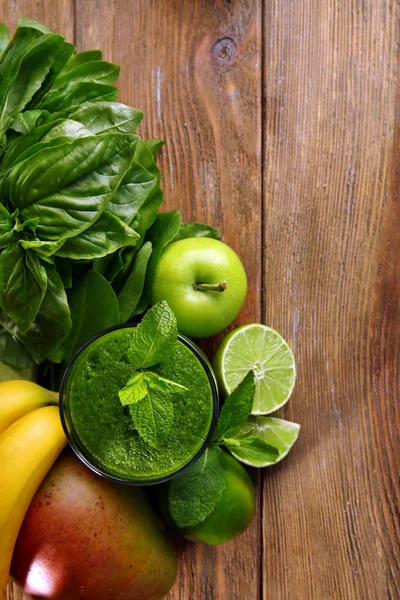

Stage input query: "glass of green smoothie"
[{"left": 60, "top": 324, "right": 219, "bottom": 485}]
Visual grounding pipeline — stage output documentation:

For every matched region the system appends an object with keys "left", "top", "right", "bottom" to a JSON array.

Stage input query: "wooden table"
[{"left": 4, "top": 1, "right": 399, "bottom": 598}]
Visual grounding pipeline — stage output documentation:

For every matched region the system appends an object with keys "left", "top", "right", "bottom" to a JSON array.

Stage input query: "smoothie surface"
[{"left": 65, "top": 328, "right": 214, "bottom": 481}]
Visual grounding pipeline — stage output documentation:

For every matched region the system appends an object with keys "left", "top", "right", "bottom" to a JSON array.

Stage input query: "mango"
[{"left": 11, "top": 451, "right": 177, "bottom": 600}]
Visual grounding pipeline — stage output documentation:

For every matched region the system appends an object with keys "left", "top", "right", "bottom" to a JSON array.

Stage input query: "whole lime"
[
  {"left": 150, "top": 238, "right": 247, "bottom": 338},
  {"left": 162, "top": 451, "right": 255, "bottom": 546}
]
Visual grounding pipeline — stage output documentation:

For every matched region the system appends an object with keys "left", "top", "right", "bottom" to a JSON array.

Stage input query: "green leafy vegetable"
[
  {"left": 0, "top": 23, "right": 8, "bottom": 58},
  {"left": 212, "top": 371, "right": 255, "bottom": 441},
  {"left": 168, "top": 445, "right": 227, "bottom": 528},
  {"left": 0, "top": 244, "right": 47, "bottom": 333},
  {"left": 118, "top": 241, "right": 152, "bottom": 322},
  {"left": 144, "top": 138, "right": 164, "bottom": 157},
  {"left": 172, "top": 222, "right": 221, "bottom": 243},
  {"left": 127, "top": 301, "right": 178, "bottom": 369},
  {"left": 51, "top": 270, "right": 119, "bottom": 362}
]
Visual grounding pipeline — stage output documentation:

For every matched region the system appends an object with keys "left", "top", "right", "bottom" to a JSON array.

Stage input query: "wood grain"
[
  {"left": 262, "top": 1, "right": 400, "bottom": 599},
  {"left": 4, "top": 0, "right": 400, "bottom": 599}
]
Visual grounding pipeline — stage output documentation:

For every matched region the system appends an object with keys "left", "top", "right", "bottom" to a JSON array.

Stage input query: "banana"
[
  {"left": 0, "top": 380, "right": 59, "bottom": 435},
  {"left": 0, "top": 406, "right": 66, "bottom": 600}
]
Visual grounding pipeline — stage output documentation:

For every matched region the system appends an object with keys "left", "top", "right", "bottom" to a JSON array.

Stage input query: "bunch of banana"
[{"left": 0, "top": 381, "right": 67, "bottom": 600}]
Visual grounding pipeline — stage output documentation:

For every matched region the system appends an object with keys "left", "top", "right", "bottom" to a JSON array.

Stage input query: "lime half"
[
  {"left": 230, "top": 416, "right": 300, "bottom": 467},
  {"left": 213, "top": 324, "right": 296, "bottom": 414}
]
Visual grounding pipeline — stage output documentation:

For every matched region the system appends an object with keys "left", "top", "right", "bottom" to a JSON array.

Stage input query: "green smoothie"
[{"left": 62, "top": 327, "right": 216, "bottom": 483}]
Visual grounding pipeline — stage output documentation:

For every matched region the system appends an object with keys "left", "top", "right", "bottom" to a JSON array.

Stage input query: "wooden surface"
[{"left": 4, "top": 0, "right": 399, "bottom": 598}]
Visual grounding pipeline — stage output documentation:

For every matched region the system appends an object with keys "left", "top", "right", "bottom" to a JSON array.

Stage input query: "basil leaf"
[
  {"left": 55, "top": 257, "right": 72, "bottom": 289},
  {"left": 127, "top": 301, "right": 178, "bottom": 369},
  {"left": 0, "top": 328, "right": 34, "bottom": 368},
  {"left": 39, "top": 81, "right": 118, "bottom": 112},
  {"left": 0, "top": 33, "right": 66, "bottom": 135},
  {"left": 134, "top": 139, "right": 160, "bottom": 176},
  {"left": 3, "top": 133, "right": 138, "bottom": 240},
  {"left": 118, "top": 241, "right": 152, "bottom": 323},
  {"left": 107, "top": 160, "right": 158, "bottom": 225},
  {"left": 54, "top": 211, "right": 139, "bottom": 260},
  {"left": 16, "top": 18, "right": 51, "bottom": 33},
  {"left": 50, "top": 61, "right": 120, "bottom": 93},
  {"left": 53, "top": 270, "right": 119, "bottom": 362},
  {"left": 0, "top": 23, "right": 9, "bottom": 59},
  {"left": 19, "top": 237, "right": 67, "bottom": 256},
  {"left": 0, "top": 245, "right": 47, "bottom": 333},
  {"left": 28, "top": 40, "right": 76, "bottom": 108},
  {"left": 212, "top": 371, "right": 255, "bottom": 442},
  {"left": 10, "top": 110, "right": 50, "bottom": 135},
  {"left": 129, "top": 386, "right": 174, "bottom": 448},
  {"left": 223, "top": 437, "right": 279, "bottom": 464},
  {"left": 168, "top": 446, "right": 227, "bottom": 528},
  {"left": 59, "top": 50, "right": 102, "bottom": 76},
  {"left": 172, "top": 222, "right": 221, "bottom": 243},
  {"left": 0, "top": 261, "right": 71, "bottom": 363},
  {"left": 143, "top": 210, "right": 182, "bottom": 300},
  {"left": 68, "top": 101, "right": 143, "bottom": 135},
  {"left": 144, "top": 138, "right": 164, "bottom": 157},
  {"left": 0, "top": 204, "right": 16, "bottom": 248}
]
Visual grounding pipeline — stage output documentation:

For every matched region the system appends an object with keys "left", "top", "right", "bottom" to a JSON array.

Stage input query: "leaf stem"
[{"left": 193, "top": 281, "right": 227, "bottom": 292}]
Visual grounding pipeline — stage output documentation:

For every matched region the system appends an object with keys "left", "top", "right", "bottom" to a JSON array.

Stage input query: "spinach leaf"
[
  {"left": 143, "top": 210, "right": 182, "bottom": 300},
  {"left": 69, "top": 101, "right": 143, "bottom": 135},
  {"left": 172, "top": 221, "right": 221, "bottom": 242},
  {"left": 0, "top": 245, "right": 47, "bottom": 333},
  {"left": 53, "top": 270, "right": 119, "bottom": 362},
  {"left": 0, "top": 24, "right": 9, "bottom": 59},
  {"left": 55, "top": 211, "right": 139, "bottom": 260},
  {"left": 2, "top": 133, "right": 138, "bottom": 240},
  {"left": 118, "top": 241, "right": 152, "bottom": 323}
]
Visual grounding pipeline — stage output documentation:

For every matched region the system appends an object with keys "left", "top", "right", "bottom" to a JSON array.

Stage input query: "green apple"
[{"left": 150, "top": 237, "right": 247, "bottom": 338}]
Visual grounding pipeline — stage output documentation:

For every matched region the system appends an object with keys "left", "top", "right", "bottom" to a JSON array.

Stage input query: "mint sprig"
[
  {"left": 165, "top": 369, "right": 281, "bottom": 530},
  {"left": 118, "top": 301, "right": 186, "bottom": 448},
  {"left": 168, "top": 445, "right": 227, "bottom": 528},
  {"left": 128, "top": 300, "right": 178, "bottom": 369}
]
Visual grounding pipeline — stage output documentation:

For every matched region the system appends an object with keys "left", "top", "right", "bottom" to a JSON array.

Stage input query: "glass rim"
[{"left": 59, "top": 322, "right": 219, "bottom": 487}]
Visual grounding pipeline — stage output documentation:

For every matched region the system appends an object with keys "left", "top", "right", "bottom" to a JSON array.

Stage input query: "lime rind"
[
  {"left": 230, "top": 416, "right": 300, "bottom": 467},
  {"left": 214, "top": 324, "right": 296, "bottom": 415}
]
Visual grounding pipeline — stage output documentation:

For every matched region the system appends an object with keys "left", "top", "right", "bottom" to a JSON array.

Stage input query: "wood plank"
[
  {"left": 75, "top": 0, "right": 262, "bottom": 598},
  {"left": 0, "top": 3, "right": 74, "bottom": 600},
  {"left": 262, "top": 1, "right": 399, "bottom": 599}
]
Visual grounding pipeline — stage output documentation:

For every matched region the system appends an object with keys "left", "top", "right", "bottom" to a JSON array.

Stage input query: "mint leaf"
[
  {"left": 119, "top": 371, "right": 148, "bottom": 405},
  {"left": 119, "top": 370, "right": 187, "bottom": 406},
  {"left": 212, "top": 371, "right": 255, "bottom": 441},
  {"left": 129, "top": 387, "right": 174, "bottom": 448},
  {"left": 127, "top": 301, "right": 178, "bottom": 369},
  {"left": 168, "top": 445, "right": 227, "bottom": 528},
  {"left": 223, "top": 437, "right": 279, "bottom": 464}
]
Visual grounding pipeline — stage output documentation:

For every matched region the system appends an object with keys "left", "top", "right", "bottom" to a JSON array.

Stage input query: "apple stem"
[{"left": 193, "top": 281, "right": 227, "bottom": 292}]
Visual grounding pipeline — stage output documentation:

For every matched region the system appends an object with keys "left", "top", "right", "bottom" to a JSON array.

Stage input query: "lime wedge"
[
  {"left": 212, "top": 324, "right": 296, "bottom": 414},
  {"left": 229, "top": 416, "right": 300, "bottom": 467}
]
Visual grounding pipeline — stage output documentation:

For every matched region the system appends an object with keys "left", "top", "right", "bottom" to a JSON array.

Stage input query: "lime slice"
[
  {"left": 212, "top": 324, "right": 296, "bottom": 414},
  {"left": 229, "top": 416, "right": 300, "bottom": 467}
]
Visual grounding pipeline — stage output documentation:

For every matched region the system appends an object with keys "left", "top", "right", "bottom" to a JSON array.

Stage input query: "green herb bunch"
[{"left": 0, "top": 19, "right": 219, "bottom": 372}]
